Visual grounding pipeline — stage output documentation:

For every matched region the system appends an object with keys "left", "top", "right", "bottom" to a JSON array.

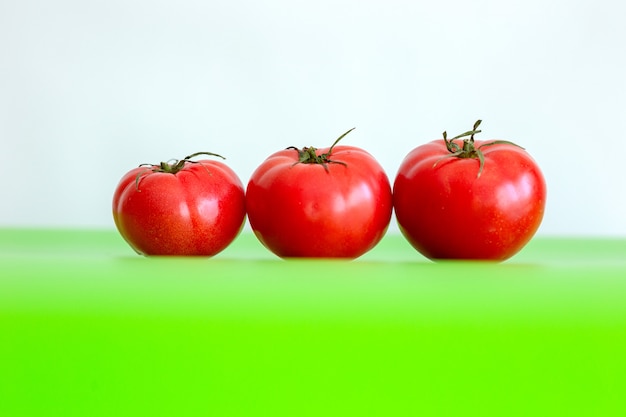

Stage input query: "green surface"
[{"left": 2, "top": 229, "right": 626, "bottom": 416}]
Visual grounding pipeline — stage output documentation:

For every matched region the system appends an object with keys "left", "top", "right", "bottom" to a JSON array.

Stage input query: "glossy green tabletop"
[{"left": 2, "top": 229, "right": 626, "bottom": 416}]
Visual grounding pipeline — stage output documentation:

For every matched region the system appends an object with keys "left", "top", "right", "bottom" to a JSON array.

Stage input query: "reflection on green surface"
[{"left": 1, "top": 229, "right": 626, "bottom": 416}]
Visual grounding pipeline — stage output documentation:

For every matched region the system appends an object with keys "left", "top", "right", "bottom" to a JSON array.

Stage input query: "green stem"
[
  {"left": 143, "top": 152, "right": 225, "bottom": 175},
  {"left": 435, "top": 120, "right": 523, "bottom": 178},
  {"left": 288, "top": 128, "right": 355, "bottom": 172}
]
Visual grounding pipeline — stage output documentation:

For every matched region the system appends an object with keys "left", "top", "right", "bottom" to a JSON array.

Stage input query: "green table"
[{"left": 2, "top": 229, "right": 626, "bottom": 416}]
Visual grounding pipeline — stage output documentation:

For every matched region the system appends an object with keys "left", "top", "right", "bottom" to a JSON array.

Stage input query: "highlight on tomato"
[
  {"left": 393, "top": 120, "right": 547, "bottom": 261},
  {"left": 113, "top": 152, "right": 246, "bottom": 256},
  {"left": 246, "top": 129, "right": 393, "bottom": 259}
]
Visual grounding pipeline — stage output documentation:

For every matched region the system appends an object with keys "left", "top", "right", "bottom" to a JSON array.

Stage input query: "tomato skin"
[
  {"left": 393, "top": 139, "right": 547, "bottom": 261},
  {"left": 112, "top": 160, "right": 246, "bottom": 256},
  {"left": 246, "top": 145, "right": 393, "bottom": 258}
]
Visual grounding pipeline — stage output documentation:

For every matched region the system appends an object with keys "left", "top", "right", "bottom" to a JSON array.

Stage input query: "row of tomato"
[{"left": 112, "top": 121, "right": 546, "bottom": 261}]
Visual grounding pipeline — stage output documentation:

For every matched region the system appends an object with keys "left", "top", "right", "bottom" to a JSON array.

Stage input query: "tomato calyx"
[
  {"left": 435, "top": 120, "right": 523, "bottom": 178},
  {"left": 148, "top": 151, "right": 226, "bottom": 174},
  {"left": 135, "top": 152, "right": 225, "bottom": 190},
  {"left": 287, "top": 128, "right": 355, "bottom": 172}
]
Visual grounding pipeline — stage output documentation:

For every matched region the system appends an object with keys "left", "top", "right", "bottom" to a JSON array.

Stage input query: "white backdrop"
[{"left": 1, "top": 0, "right": 625, "bottom": 236}]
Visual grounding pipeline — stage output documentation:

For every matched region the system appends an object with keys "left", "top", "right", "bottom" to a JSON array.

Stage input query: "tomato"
[
  {"left": 393, "top": 120, "right": 547, "bottom": 261},
  {"left": 113, "top": 152, "right": 246, "bottom": 256},
  {"left": 246, "top": 129, "right": 393, "bottom": 258}
]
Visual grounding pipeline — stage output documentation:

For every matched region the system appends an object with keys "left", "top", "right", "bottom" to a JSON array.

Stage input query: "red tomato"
[
  {"left": 246, "top": 129, "right": 393, "bottom": 258},
  {"left": 113, "top": 152, "right": 246, "bottom": 256},
  {"left": 393, "top": 120, "right": 546, "bottom": 261}
]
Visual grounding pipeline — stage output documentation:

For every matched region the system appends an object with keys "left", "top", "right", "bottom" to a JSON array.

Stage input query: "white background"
[{"left": 1, "top": 0, "right": 624, "bottom": 236}]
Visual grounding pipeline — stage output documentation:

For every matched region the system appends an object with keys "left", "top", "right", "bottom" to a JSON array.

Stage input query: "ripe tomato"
[
  {"left": 113, "top": 152, "right": 246, "bottom": 256},
  {"left": 246, "top": 129, "right": 393, "bottom": 258},
  {"left": 393, "top": 120, "right": 547, "bottom": 261}
]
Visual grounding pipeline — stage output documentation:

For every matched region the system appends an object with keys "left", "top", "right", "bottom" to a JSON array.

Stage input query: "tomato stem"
[
  {"left": 287, "top": 128, "right": 355, "bottom": 172},
  {"left": 141, "top": 152, "right": 225, "bottom": 174},
  {"left": 135, "top": 151, "right": 225, "bottom": 190},
  {"left": 435, "top": 120, "right": 524, "bottom": 178}
]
